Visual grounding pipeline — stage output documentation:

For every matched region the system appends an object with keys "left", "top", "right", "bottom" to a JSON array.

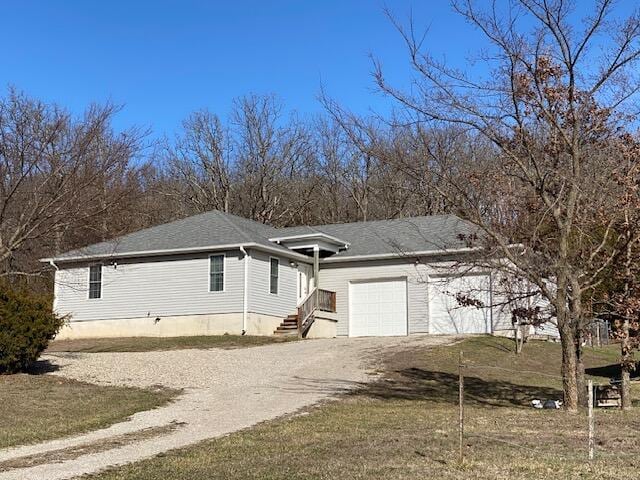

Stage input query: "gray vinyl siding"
[
  {"left": 55, "top": 251, "right": 244, "bottom": 322},
  {"left": 488, "top": 271, "right": 539, "bottom": 333},
  {"left": 489, "top": 276, "right": 515, "bottom": 333},
  {"left": 319, "top": 259, "right": 430, "bottom": 336},
  {"left": 247, "top": 249, "right": 298, "bottom": 318}
]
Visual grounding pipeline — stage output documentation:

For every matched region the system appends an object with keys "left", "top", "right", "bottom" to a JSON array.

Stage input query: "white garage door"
[
  {"left": 349, "top": 279, "right": 407, "bottom": 337},
  {"left": 429, "top": 274, "right": 492, "bottom": 334}
]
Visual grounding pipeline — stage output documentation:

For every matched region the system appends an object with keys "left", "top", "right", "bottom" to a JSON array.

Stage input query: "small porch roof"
[{"left": 269, "top": 232, "right": 350, "bottom": 255}]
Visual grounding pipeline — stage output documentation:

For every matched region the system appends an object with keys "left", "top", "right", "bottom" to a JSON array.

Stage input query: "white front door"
[
  {"left": 429, "top": 274, "right": 492, "bottom": 334},
  {"left": 297, "top": 264, "right": 313, "bottom": 304},
  {"left": 349, "top": 278, "right": 408, "bottom": 337}
]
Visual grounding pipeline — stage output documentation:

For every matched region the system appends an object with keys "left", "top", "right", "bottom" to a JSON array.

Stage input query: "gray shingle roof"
[
  {"left": 54, "top": 210, "right": 286, "bottom": 260},
  {"left": 278, "top": 215, "right": 477, "bottom": 258},
  {"left": 51, "top": 211, "right": 477, "bottom": 262}
]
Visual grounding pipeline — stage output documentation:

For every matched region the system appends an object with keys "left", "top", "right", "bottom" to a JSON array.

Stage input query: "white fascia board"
[
  {"left": 319, "top": 247, "right": 484, "bottom": 263},
  {"left": 254, "top": 244, "right": 313, "bottom": 263},
  {"left": 269, "top": 232, "right": 350, "bottom": 247},
  {"left": 288, "top": 242, "right": 340, "bottom": 253},
  {"left": 41, "top": 242, "right": 313, "bottom": 265}
]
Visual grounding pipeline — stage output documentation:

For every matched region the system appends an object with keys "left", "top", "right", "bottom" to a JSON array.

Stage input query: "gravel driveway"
[{"left": 0, "top": 335, "right": 454, "bottom": 480}]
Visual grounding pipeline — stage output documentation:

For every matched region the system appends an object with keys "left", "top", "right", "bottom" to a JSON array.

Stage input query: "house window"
[
  {"left": 89, "top": 265, "right": 102, "bottom": 299},
  {"left": 270, "top": 258, "right": 279, "bottom": 294},
  {"left": 210, "top": 254, "right": 225, "bottom": 292}
]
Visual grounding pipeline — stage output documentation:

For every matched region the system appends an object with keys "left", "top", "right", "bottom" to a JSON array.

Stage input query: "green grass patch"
[
  {"left": 88, "top": 337, "right": 640, "bottom": 480},
  {"left": 47, "top": 335, "right": 296, "bottom": 353},
  {"left": 0, "top": 374, "right": 176, "bottom": 449}
]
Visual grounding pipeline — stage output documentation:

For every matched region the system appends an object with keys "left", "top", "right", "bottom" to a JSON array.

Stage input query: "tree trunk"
[
  {"left": 514, "top": 321, "right": 522, "bottom": 355},
  {"left": 557, "top": 310, "right": 579, "bottom": 412},
  {"left": 568, "top": 277, "right": 587, "bottom": 407},
  {"left": 556, "top": 271, "right": 579, "bottom": 412}
]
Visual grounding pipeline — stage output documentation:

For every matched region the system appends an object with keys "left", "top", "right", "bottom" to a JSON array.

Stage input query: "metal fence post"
[
  {"left": 588, "top": 380, "right": 594, "bottom": 461},
  {"left": 459, "top": 350, "right": 464, "bottom": 463}
]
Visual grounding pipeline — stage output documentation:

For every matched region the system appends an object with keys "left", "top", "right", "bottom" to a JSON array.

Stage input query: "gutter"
[
  {"left": 319, "top": 246, "right": 484, "bottom": 263},
  {"left": 40, "top": 242, "right": 313, "bottom": 265},
  {"left": 239, "top": 246, "right": 249, "bottom": 335}
]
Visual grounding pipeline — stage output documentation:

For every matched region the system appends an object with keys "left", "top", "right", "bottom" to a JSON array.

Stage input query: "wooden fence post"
[
  {"left": 588, "top": 380, "right": 594, "bottom": 461},
  {"left": 459, "top": 350, "right": 464, "bottom": 463}
]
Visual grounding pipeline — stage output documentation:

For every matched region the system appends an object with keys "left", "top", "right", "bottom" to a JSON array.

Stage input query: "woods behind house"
[{"left": 1, "top": 89, "right": 460, "bottom": 285}]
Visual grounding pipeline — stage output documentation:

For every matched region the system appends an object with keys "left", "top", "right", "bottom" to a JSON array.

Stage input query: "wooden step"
[
  {"left": 274, "top": 313, "right": 302, "bottom": 336},
  {"left": 274, "top": 330, "right": 298, "bottom": 336},
  {"left": 274, "top": 324, "right": 298, "bottom": 332},
  {"left": 275, "top": 325, "right": 298, "bottom": 332}
]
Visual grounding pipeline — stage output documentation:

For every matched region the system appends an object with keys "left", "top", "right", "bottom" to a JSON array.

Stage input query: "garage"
[
  {"left": 429, "top": 274, "right": 492, "bottom": 334},
  {"left": 349, "top": 278, "right": 407, "bottom": 337}
]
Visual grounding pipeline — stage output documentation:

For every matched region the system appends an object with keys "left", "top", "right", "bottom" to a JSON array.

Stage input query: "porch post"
[{"left": 313, "top": 245, "right": 320, "bottom": 289}]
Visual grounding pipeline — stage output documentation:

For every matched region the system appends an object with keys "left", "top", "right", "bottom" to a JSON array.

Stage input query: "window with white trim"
[
  {"left": 210, "top": 255, "right": 224, "bottom": 292},
  {"left": 270, "top": 258, "right": 279, "bottom": 294},
  {"left": 89, "top": 265, "right": 102, "bottom": 299}
]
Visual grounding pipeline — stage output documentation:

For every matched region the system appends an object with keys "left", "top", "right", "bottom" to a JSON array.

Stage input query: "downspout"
[
  {"left": 240, "top": 246, "right": 249, "bottom": 335},
  {"left": 49, "top": 259, "right": 59, "bottom": 312}
]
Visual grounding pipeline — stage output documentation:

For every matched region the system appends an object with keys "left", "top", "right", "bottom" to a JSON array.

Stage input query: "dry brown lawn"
[
  {"left": 87, "top": 337, "right": 640, "bottom": 480},
  {"left": 47, "top": 335, "right": 296, "bottom": 353},
  {"left": 0, "top": 374, "right": 176, "bottom": 449}
]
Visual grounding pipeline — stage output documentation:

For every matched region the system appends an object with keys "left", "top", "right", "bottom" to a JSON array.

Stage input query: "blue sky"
[
  {"left": 2, "top": 1, "right": 635, "bottom": 138},
  {"left": 1, "top": 1, "right": 479, "bottom": 137}
]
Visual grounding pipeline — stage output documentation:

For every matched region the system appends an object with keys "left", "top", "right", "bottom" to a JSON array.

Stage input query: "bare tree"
[
  {"left": 320, "top": 97, "right": 438, "bottom": 221},
  {"left": 591, "top": 134, "right": 640, "bottom": 410},
  {"left": 232, "top": 94, "right": 317, "bottom": 225},
  {"left": 154, "top": 92, "right": 460, "bottom": 230},
  {"left": 162, "top": 110, "right": 232, "bottom": 215},
  {"left": 313, "top": 117, "right": 354, "bottom": 223},
  {"left": 0, "top": 89, "right": 145, "bottom": 279},
  {"left": 321, "top": 101, "right": 378, "bottom": 221},
  {"left": 374, "top": 125, "right": 449, "bottom": 217},
  {"left": 375, "top": 0, "right": 640, "bottom": 411}
]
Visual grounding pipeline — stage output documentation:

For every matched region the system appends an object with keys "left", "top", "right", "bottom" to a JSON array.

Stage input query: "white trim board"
[{"left": 43, "top": 242, "right": 314, "bottom": 265}]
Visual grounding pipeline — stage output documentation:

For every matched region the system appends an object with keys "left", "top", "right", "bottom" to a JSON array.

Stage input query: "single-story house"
[{"left": 44, "top": 210, "right": 514, "bottom": 339}]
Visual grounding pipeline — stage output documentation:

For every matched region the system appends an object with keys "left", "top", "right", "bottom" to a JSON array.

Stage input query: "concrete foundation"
[
  {"left": 56, "top": 313, "right": 244, "bottom": 339},
  {"left": 245, "top": 313, "right": 285, "bottom": 336},
  {"left": 306, "top": 313, "right": 338, "bottom": 338},
  {"left": 55, "top": 311, "right": 339, "bottom": 340}
]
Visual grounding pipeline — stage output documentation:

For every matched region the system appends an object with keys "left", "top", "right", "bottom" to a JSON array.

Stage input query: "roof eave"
[
  {"left": 320, "top": 246, "right": 484, "bottom": 263},
  {"left": 41, "top": 242, "right": 314, "bottom": 265},
  {"left": 269, "top": 232, "right": 350, "bottom": 248}
]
